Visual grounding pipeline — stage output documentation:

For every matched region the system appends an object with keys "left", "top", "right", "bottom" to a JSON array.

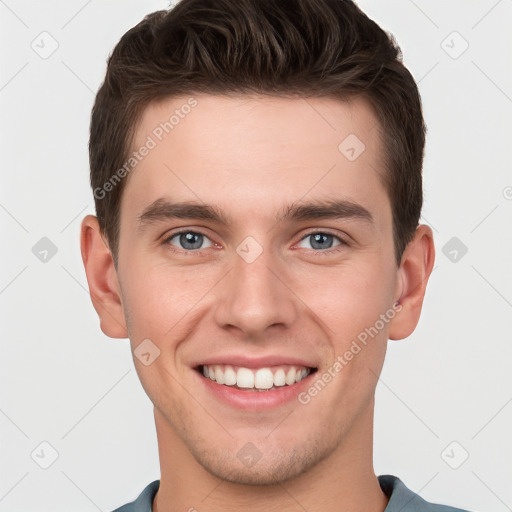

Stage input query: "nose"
[{"left": 212, "top": 245, "right": 299, "bottom": 339}]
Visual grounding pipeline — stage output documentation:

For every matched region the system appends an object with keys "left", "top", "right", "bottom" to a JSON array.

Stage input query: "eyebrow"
[{"left": 137, "top": 197, "right": 373, "bottom": 229}]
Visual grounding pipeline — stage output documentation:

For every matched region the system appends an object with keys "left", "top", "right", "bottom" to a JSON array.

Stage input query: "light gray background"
[{"left": 1, "top": 1, "right": 511, "bottom": 511}]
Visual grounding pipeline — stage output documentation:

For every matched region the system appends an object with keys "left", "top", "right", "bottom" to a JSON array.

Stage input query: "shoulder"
[
  {"left": 110, "top": 480, "right": 160, "bottom": 512},
  {"left": 379, "top": 475, "right": 474, "bottom": 512},
  {"left": 110, "top": 476, "right": 476, "bottom": 512}
]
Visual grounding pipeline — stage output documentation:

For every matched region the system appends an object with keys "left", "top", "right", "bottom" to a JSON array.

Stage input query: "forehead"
[{"left": 123, "top": 93, "right": 389, "bottom": 224}]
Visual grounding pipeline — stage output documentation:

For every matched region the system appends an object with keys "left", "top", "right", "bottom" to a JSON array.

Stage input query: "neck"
[{"left": 153, "top": 405, "right": 388, "bottom": 512}]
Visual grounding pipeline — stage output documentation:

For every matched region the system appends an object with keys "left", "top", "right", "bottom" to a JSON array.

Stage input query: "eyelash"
[{"left": 162, "top": 229, "right": 349, "bottom": 257}]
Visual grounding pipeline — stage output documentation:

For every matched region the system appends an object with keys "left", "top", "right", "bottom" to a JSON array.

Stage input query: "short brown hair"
[{"left": 89, "top": 0, "right": 426, "bottom": 266}]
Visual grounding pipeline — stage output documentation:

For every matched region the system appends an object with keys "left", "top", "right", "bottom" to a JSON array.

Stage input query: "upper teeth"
[{"left": 201, "top": 364, "right": 311, "bottom": 390}]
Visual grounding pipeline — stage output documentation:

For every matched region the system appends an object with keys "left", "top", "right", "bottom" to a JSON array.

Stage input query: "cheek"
[
  {"left": 301, "top": 265, "right": 393, "bottom": 418},
  {"left": 299, "top": 262, "right": 395, "bottom": 343},
  {"left": 120, "top": 263, "right": 205, "bottom": 401},
  {"left": 120, "top": 259, "right": 214, "bottom": 342}
]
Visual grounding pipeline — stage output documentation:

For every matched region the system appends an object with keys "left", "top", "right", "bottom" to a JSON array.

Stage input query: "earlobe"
[
  {"left": 80, "top": 215, "right": 128, "bottom": 339},
  {"left": 388, "top": 225, "right": 435, "bottom": 341}
]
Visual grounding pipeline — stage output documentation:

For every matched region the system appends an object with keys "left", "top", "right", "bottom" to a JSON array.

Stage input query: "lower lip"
[{"left": 195, "top": 369, "right": 315, "bottom": 411}]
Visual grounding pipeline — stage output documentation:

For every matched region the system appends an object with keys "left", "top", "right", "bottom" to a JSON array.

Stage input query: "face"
[{"left": 114, "top": 94, "right": 403, "bottom": 484}]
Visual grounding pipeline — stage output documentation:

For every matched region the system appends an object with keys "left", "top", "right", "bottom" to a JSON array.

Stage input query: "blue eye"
[
  {"left": 162, "top": 230, "right": 346, "bottom": 256},
  {"left": 166, "top": 231, "right": 213, "bottom": 251},
  {"left": 297, "top": 232, "right": 343, "bottom": 251}
]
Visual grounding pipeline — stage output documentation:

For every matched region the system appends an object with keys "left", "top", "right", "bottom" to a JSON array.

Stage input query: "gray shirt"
[{"left": 112, "top": 475, "right": 473, "bottom": 511}]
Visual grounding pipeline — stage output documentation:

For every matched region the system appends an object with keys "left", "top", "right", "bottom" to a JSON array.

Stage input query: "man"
[{"left": 80, "top": 0, "right": 472, "bottom": 510}]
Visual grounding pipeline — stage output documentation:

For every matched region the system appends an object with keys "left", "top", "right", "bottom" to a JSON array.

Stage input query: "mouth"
[{"left": 196, "top": 364, "right": 318, "bottom": 391}]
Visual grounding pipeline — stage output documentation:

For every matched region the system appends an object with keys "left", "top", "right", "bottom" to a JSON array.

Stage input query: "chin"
[{"left": 190, "top": 440, "right": 326, "bottom": 486}]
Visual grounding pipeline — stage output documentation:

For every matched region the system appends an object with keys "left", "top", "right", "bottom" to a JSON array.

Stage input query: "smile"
[{"left": 199, "top": 364, "right": 314, "bottom": 391}]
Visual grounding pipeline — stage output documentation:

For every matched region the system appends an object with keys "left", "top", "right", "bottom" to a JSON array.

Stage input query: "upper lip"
[{"left": 193, "top": 354, "right": 318, "bottom": 369}]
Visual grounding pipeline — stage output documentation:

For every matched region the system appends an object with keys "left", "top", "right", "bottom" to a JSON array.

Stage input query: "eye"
[
  {"left": 297, "top": 232, "right": 345, "bottom": 251},
  {"left": 165, "top": 231, "right": 213, "bottom": 251}
]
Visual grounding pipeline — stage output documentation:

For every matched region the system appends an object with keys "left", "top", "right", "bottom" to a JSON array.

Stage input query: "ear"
[
  {"left": 80, "top": 215, "right": 128, "bottom": 338},
  {"left": 388, "top": 224, "right": 435, "bottom": 340}
]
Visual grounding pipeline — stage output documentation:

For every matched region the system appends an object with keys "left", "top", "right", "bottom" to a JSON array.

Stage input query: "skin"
[{"left": 81, "top": 94, "right": 435, "bottom": 512}]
